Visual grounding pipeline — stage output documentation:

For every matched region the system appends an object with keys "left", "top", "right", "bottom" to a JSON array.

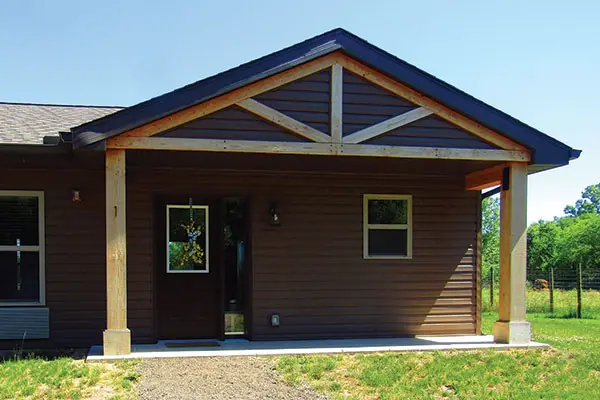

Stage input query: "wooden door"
[{"left": 155, "top": 198, "right": 220, "bottom": 339}]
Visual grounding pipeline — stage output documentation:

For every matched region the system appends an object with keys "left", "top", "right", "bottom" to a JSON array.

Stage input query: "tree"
[
  {"left": 555, "top": 213, "right": 600, "bottom": 279},
  {"left": 564, "top": 183, "right": 600, "bottom": 216},
  {"left": 527, "top": 219, "right": 559, "bottom": 277},
  {"left": 481, "top": 196, "right": 500, "bottom": 281}
]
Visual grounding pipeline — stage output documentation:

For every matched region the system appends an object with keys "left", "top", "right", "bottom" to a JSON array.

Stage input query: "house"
[{"left": 0, "top": 29, "right": 580, "bottom": 356}]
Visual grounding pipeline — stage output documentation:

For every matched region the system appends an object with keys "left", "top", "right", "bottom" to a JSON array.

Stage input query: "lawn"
[
  {"left": 482, "top": 287, "right": 600, "bottom": 318},
  {"left": 0, "top": 357, "right": 139, "bottom": 400},
  {"left": 276, "top": 312, "right": 600, "bottom": 399}
]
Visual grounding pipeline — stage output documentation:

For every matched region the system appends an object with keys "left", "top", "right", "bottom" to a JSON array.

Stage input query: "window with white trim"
[
  {"left": 0, "top": 191, "right": 45, "bottom": 305},
  {"left": 363, "top": 194, "right": 412, "bottom": 259}
]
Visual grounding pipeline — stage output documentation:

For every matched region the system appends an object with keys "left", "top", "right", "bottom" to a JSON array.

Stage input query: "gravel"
[{"left": 136, "top": 356, "right": 329, "bottom": 400}]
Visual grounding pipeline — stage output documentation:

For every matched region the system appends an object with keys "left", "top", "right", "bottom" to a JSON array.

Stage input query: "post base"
[
  {"left": 103, "top": 329, "right": 131, "bottom": 356},
  {"left": 493, "top": 320, "right": 531, "bottom": 344}
]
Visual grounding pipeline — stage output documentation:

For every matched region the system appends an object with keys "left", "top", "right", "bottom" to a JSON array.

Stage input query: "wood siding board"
[
  {"left": 1, "top": 153, "right": 478, "bottom": 349},
  {"left": 343, "top": 70, "right": 419, "bottom": 136},
  {"left": 254, "top": 71, "right": 331, "bottom": 135},
  {"left": 158, "top": 106, "right": 310, "bottom": 142},
  {"left": 128, "top": 157, "right": 477, "bottom": 340}
]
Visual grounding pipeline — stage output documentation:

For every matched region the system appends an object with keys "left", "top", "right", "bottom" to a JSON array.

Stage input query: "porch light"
[
  {"left": 269, "top": 203, "right": 281, "bottom": 226},
  {"left": 271, "top": 313, "right": 280, "bottom": 327}
]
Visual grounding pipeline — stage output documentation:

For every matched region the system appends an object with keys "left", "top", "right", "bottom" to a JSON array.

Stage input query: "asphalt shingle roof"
[{"left": 0, "top": 102, "right": 122, "bottom": 144}]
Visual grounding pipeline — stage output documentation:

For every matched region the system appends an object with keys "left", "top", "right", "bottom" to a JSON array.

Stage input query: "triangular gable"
[{"left": 71, "top": 28, "right": 579, "bottom": 169}]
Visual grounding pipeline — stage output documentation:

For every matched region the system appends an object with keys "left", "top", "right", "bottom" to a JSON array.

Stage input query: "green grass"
[
  {"left": 0, "top": 357, "right": 139, "bottom": 400},
  {"left": 482, "top": 287, "right": 600, "bottom": 318},
  {"left": 276, "top": 313, "right": 600, "bottom": 399}
]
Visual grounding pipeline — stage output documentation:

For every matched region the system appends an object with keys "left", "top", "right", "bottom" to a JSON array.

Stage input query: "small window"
[
  {"left": 166, "top": 205, "right": 209, "bottom": 273},
  {"left": 0, "top": 191, "right": 45, "bottom": 305},
  {"left": 363, "top": 194, "right": 412, "bottom": 259}
]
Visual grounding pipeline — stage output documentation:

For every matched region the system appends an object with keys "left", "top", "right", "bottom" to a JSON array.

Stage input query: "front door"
[{"left": 155, "top": 198, "right": 220, "bottom": 339}]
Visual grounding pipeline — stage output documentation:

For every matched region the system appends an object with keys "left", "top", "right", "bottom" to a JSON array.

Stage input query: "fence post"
[
  {"left": 577, "top": 263, "right": 582, "bottom": 319},
  {"left": 490, "top": 267, "right": 494, "bottom": 307},
  {"left": 549, "top": 267, "right": 554, "bottom": 314}
]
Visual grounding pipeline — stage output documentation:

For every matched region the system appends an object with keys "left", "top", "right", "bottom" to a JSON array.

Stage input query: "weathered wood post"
[
  {"left": 493, "top": 163, "right": 531, "bottom": 344},
  {"left": 103, "top": 148, "right": 131, "bottom": 355}
]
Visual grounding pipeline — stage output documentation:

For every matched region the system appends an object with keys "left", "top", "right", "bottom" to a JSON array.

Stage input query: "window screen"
[
  {"left": 0, "top": 193, "right": 44, "bottom": 304},
  {"left": 364, "top": 195, "right": 412, "bottom": 259}
]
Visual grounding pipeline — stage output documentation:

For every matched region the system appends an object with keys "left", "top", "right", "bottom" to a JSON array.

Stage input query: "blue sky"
[{"left": 1, "top": 1, "right": 597, "bottom": 223}]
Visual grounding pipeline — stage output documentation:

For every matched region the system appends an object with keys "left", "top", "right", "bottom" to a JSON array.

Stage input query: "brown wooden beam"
[
  {"left": 493, "top": 162, "right": 531, "bottom": 344},
  {"left": 103, "top": 149, "right": 130, "bottom": 355},
  {"left": 118, "top": 55, "right": 339, "bottom": 139},
  {"left": 336, "top": 53, "right": 530, "bottom": 153},
  {"left": 108, "top": 137, "right": 530, "bottom": 162},
  {"left": 465, "top": 164, "right": 506, "bottom": 191}
]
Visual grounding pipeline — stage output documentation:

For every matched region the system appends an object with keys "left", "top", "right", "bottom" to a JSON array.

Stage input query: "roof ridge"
[{"left": 0, "top": 101, "right": 124, "bottom": 109}]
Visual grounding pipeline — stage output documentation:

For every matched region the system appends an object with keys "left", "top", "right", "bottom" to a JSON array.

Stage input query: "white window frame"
[
  {"left": 166, "top": 204, "right": 209, "bottom": 273},
  {"left": 0, "top": 190, "right": 45, "bottom": 306},
  {"left": 363, "top": 194, "right": 413, "bottom": 260}
]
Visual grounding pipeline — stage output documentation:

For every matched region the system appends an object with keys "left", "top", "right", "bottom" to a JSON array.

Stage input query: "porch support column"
[
  {"left": 103, "top": 149, "right": 131, "bottom": 355},
  {"left": 493, "top": 162, "right": 531, "bottom": 344}
]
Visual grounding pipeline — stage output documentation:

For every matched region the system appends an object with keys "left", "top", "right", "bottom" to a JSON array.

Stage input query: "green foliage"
[
  {"left": 481, "top": 196, "right": 500, "bottom": 281},
  {"left": 276, "top": 314, "right": 600, "bottom": 399},
  {"left": 0, "top": 357, "right": 139, "bottom": 399},
  {"left": 564, "top": 183, "right": 600, "bottom": 216}
]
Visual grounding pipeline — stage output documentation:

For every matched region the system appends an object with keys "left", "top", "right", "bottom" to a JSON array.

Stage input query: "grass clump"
[
  {"left": 276, "top": 313, "right": 600, "bottom": 399},
  {"left": 0, "top": 357, "right": 139, "bottom": 400}
]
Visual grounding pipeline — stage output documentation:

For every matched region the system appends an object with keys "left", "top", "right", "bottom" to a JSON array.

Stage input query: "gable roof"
[
  {"left": 0, "top": 102, "right": 121, "bottom": 144},
  {"left": 70, "top": 28, "right": 579, "bottom": 168}
]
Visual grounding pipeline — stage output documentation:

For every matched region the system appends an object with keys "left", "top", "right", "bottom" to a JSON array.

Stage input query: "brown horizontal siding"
[
  {"left": 343, "top": 70, "right": 417, "bottom": 135},
  {"left": 0, "top": 158, "right": 153, "bottom": 350},
  {"left": 254, "top": 70, "right": 331, "bottom": 134},
  {"left": 160, "top": 105, "right": 307, "bottom": 142},
  {"left": 0, "top": 165, "right": 106, "bottom": 349},
  {"left": 126, "top": 155, "right": 479, "bottom": 340},
  {"left": 367, "top": 115, "right": 496, "bottom": 149}
]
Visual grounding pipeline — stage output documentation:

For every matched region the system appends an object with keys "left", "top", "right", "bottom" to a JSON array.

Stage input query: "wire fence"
[{"left": 483, "top": 265, "right": 600, "bottom": 318}]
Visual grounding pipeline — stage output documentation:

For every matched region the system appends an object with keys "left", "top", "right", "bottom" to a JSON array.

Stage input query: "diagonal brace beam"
[
  {"left": 237, "top": 98, "right": 331, "bottom": 143},
  {"left": 343, "top": 107, "right": 433, "bottom": 144}
]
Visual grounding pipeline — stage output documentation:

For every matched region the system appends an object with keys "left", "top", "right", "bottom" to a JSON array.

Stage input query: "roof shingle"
[{"left": 0, "top": 102, "right": 122, "bottom": 144}]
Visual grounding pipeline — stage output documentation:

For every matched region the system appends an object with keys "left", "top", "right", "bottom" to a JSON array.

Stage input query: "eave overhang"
[{"left": 69, "top": 28, "right": 580, "bottom": 170}]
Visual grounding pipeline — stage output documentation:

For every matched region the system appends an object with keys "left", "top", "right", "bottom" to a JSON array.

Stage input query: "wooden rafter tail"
[
  {"left": 344, "top": 107, "right": 433, "bottom": 144},
  {"left": 118, "top": 54, "right": 339, "bottom": 139},
  {"left": 330, "top": 63, "right": 343, "bottom": 143},
  {"left": 334, "top": 53, "right": 530, "bottom": 154},
  {"left": 237, "top": 98, "right": 330, "bottom": 143}
]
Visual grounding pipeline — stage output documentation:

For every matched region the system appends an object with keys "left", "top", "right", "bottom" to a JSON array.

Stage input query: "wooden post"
[
  {"left": 577, "top": 263, "right": 582, "bottom": 319},
  {"left": 493, "top": 163, "right": 531, "bottom": 344},
  {"left": 330, "top": 63, "right": 343, "bottom": 143},
  {"left": 103, "top": 149, "right": 131, "bottom": 355},
  {"left": 549, "top": 267, "right": 554, "bottom": 314}
]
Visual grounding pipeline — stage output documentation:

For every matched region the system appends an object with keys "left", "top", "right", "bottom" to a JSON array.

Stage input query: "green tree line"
[{"left": 482, "top": 183, "right": 600, "bottom": 285}]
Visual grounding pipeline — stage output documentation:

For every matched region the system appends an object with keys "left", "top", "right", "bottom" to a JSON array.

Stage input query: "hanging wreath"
[{"left": 177, "top": 219, "right": 205, "bottom": 267}]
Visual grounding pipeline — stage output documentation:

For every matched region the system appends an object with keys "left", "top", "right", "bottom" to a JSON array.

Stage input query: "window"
[
  {"left": 363, "top": 194, "right": 412, "bottom": 259},
  {"left": 167, "top": 205, "right": 209, "bottom": 273},
  {"left": 0, "top": 191, "right": 45, "bottom": 305}
]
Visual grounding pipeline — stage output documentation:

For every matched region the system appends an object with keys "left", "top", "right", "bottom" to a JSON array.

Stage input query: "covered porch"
[
  {"left": 98, "top": 53, "right": 532, "bottom": 355},
  {"left": 89, "top": 334, "right": 548, "bottom": 361}
]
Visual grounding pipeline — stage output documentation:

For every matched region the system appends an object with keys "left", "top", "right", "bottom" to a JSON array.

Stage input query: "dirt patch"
[{"left": 136, "top": 356, "right": 328, "bottom": 400}]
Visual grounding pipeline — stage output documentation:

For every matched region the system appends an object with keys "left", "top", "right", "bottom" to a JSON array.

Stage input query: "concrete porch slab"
[{"left": 87, "top": 335, "right": 550, "bottom": 361}]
